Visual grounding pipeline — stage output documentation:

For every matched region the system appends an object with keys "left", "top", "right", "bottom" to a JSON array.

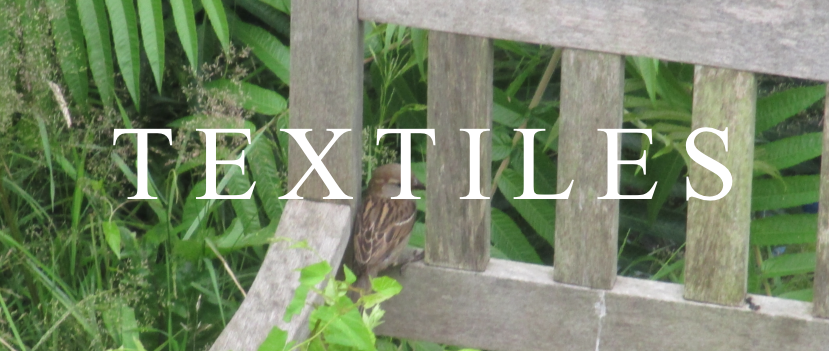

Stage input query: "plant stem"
[
  {"left": 489, "top": 47, "right": 563, "bottom": 197},
  {"left": 0, "top": 156, "right": 41, "bottom": 308}
]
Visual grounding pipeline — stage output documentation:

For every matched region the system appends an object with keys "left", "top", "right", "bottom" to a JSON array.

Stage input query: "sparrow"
[{"left": 352, "top": 163, "right": 425, "bottom": 296}]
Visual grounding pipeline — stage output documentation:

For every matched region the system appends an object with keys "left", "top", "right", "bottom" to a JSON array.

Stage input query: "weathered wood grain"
[
  {"left": 684, "top": 67, "right": 755, "bottom": 306},
  {"left": 377, "top": 259, "right": 829, "bottom": 351},
  {"left": 815, "top": 84, "right": 829, "bottom": 318},
  {"left": 359, "top": 0, "right": 829, "bottom": 82},
  {"left": 288, "top": 0, "right": 363, "bottom": 209},
  {"left": 426, "top": 32, "right": 492, "bottom": 271},
  {"left": 209, "top": 200, "right": 352, "bottom": 351},
  {"left": 554, "top": 49, "right": 624, "bottom": 289}
]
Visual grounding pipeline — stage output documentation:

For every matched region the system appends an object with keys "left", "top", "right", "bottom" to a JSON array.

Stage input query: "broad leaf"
[
  {"left": 751, "top": 214, "right": 817, "bottom": 246},
  {"left": 762, "top": 253, "right": 815, "bottom": 278},
  {"left": 77, "top": 0, "right": 115, "bottom": 105},
  {"left": 137, "top": 0, "right": 164, "bottom": 93},
  {"left": 205, "top": 79, "right": 287, "bottom": 115},
  {"left": 491, "top": 208, "right": 541, "bottom": 263},
  {"left": 498, "top": 169, "right": 556, "bottom": 247},
  {"left": 752, "top": 175, "right": 819, "bottom": 212},
  {"left": 233, "top": 20, "right": 290, "bottom": 84},
  {"left": 754, "top": 133, "right": 821, "bottom": 173},
  {"left": 46, "top": 0, "right": 89, "bottom": 106},
  {"left": 170, "top": 0, "right": 198, "bottom": 69},
  {"left": 201, "top": 0, "right": 230, "bottom": 53},
  {"left": 106, "top": 0, "right": 141, "bottom": 107},
  {"left": 756, "top": 85, "right": 825, "bottom": 134}
]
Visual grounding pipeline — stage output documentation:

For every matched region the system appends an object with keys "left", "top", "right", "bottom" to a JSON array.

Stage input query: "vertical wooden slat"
[
  {"left": 426, "top": 31, "right": 492, "bottom": 271},
  {"left": 289, "top": 0, "right": 363, "bottom": 209},
  {"left": 553, "top": 49, "right": 624, "bottom": 289},
  {"left": 684, "top": 66, "right": 755, "bottom": 306},
  {"left": 814, "top": 84, "right": 829, "bottom": 318}
]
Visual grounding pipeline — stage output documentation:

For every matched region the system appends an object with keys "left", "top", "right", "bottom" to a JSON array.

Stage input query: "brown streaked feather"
[
  {"left": 354, "top": 194, "right": 417, "bottom": 276},
  {"left": 350, "top": 163, "right": 424, "bottom": 299}
]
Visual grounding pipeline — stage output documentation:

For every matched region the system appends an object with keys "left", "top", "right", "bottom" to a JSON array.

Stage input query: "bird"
[{"left": 351, "top": 163, "right": 425, "bottom": 297}]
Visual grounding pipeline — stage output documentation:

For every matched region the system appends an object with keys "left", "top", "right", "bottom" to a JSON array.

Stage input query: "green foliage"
[
  {"left": 1, "top": 0, "right": 827, "bottom": 349},
  {"left": 1, "top": 0, "right": 293, "bottom": 349},
  {"left": 258, "top": 262, "right": 478, "bottom": 351}
]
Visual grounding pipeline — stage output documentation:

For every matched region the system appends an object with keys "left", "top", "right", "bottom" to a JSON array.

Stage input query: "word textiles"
[{"left": 114, "top": 128, "right": 732, "bottom": 201}]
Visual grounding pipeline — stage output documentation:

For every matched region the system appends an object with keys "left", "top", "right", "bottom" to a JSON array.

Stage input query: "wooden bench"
[{"left": 210, "top": 1, "right": 829, "bottom": 350}]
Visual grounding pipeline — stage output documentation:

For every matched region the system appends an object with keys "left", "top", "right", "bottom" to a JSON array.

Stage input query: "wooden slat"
[
  {"left": 360, "top": 0, "right": 829, "bottom": 82},
  {"left": 684, "top": 67, "right": 755, "bottom": 306},
  {"left": 288, "top": 0, "right": 363, "bottom": 208},
  {"left": 815, "top": 83, "right": 829, "bottom": 318},
  {"left": 553, "top": 49, "right": 624, "bottom": 289},
  {"left": 209, "top": 200, "right": 352, "bottom": 351},
  {"left": 425, "top": 31, "right": 492, "bottom": 271},
  {"left": 376, "top": 259, "right": 829, "bottom": 351}
]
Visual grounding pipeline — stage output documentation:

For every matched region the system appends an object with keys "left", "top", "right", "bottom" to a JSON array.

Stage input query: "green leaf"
[
  {"left": 77, "top": 0, "right": 115, "bottom": 105},
  {"left": 491, "top": 127, "right": 512, "bottom": 161},
  {"left": 283, "top": 284, "right": 309, "bottom": 323},
  {"left": 645, "top": 151, "right": 684, "bottom": 224},
  {"left": 170, "top": 0, "right": 198, "bottom": 70},
  {"left": 258, "top": 327, "right": 288, "bottom": 351},
  {"left": 35, "top": 116, "right": 56, "bottom": 209},
  {"left": 227, "top": 168, "right": 261, "bottom": 233},
  {"left": 119, "top": 304, "right": 139, "bottom": 350},
  {"left": 411, "top": 28, "right": 428, "bottom": 79},
  {"left": 137, "top": 0, "right": 164, "bottom": 93},
  {"left": 310, "top": 299, "right": 375, "bottom": 350},
  {"left": 632, "top": 56, "right": 659, "bottom": 105},
  {"left": 761, "top": 252, "right": 815, "bottom": 278},
  {"left": 233, "top": 20, "right": 290, "bottom": 84},
  {"left": 233, "top": 0, "right": 289, "bottom": 38},
  {"left": 284, "top": 261, "right": 330, "bottom": 322},
  {"left": 754, "top": 133, "right": 821, "bottom": 173},
  {"left": 498, "top": 169, "right": 556, "bottom": 247},
  {"left": 259, "top": 0, "right": 290, "bottom": 14},
  {"left": 102, "top": 221, "right": 121, "bottom": 259},
  {"left": 342, "top": 265, "right": 357, "bottom": 285},
  {"left": 182, "top": 131, "right": 265, "bottom": 240},
  {"left": 751, "top": 175, "right": 819, "bottom": 212},
  {"left": 106, "top": 0, "right": 141, "bottom": 107},
  {"left": 362, "top": 276, "right": 402, "bottom": 309},
  {"left": 180, "top": 180, "right": 207, "bottom": 233},
  {"left": 205, "top": 79, "right": 287, "bottom": 115},
  {"left": 751, "top": 214, "right": 817, "bottom": 246},
  {"left": 756, "top": 85, "right": 825, "bottom": 134},
  {"left": 46, "top": 0, "right": 89, "bottom": 106},
  {"left": 249, "top": 140, "right": 285, "bottom": 221},
  {"left": 110, "top": 152, "right": 167, "bottom": 222},
  {"left": 201, "top": 0, "right": 230, "bottom": 53},
  {"left": 506, "top": 56, "right": 541, "bottom": 98},
  {"left": 491, "top": 208, "right": 541, "bottom": 263},
  {"left": 299, "top": 261, "right": 332, "bottom": 286},
  {"left": 493, "top": 88, "right": 527, "bottom": 128}
]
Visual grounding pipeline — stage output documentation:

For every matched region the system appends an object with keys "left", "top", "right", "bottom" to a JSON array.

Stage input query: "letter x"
[{"left": 280, "top": 129, "right": 352, "bottom": 199}]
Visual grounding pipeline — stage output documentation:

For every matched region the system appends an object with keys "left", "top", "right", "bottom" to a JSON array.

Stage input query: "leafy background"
[{"left": 0, "top": 0, "right": 825, "bottom": 349}]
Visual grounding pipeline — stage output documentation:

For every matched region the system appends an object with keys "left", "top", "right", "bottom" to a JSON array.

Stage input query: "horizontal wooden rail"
[
  {"left": 359, "top": 0, "right": 829, "bottom": 81},
  {"left": 377, "top": 259, "right": 829, "bottom": 351}
]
